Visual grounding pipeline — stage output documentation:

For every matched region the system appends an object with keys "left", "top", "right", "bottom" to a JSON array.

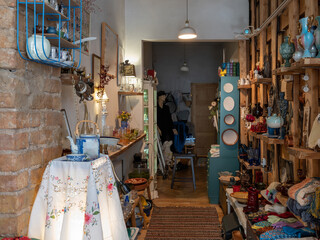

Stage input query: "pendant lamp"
[
  {"left": 180, "top": 44, "right": 189, "bottom": 71},
  {"left": 178, "top": 0, "right": 197, "bottom": 39}
]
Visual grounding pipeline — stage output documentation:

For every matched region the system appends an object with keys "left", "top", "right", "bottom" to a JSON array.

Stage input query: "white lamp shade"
[
  {"left": 180, "top": 62, "right": 189, "bottom": 72},
  {"left": 178, "top": 21, "right": 197, "bottom": 39}
]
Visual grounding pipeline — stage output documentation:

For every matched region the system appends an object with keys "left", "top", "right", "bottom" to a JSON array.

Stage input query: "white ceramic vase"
[{"left": 26, "top": 34, "right": 51, "bottom": 60}]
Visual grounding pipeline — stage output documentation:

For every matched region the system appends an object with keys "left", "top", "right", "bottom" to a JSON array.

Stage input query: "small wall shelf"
[
  {"left": 273, "top": 58, "right": 320, "bottom": 75},
  {"left": 118, "top": 92, "right": 144, "bottom": 96},
  {"left": 42, "top": 33, "right": 79, "bottom": 49},
  {"left": 26, "top": 1, "right": 68, "bottom": 20}
]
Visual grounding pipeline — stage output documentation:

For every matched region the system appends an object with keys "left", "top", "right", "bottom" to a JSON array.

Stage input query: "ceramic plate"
[
  {"left": 221, "top": 129, "right": 239, "bottom": 146},
  {"left": 223, "top": 97, "right": 235, "bottom": 111},
  {"left": 223, "top": 83, "right": 233, "bottom": 93},
  {"left": 224, "top": 114, "right": 235, "bottom": 125}
]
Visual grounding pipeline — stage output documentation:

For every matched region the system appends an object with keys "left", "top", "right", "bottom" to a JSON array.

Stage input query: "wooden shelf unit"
[
  {"left": 26, "top": 1, "right": 68, "bottom": 20},
  {"left": 238, "top": 85, "right": 251, "bottom": 89},
  {"left": 238, "top": 157, "right": 262, "bottom": 170},
  {"left": 273, "top": 58, "right": 320, "bottom": 75}
]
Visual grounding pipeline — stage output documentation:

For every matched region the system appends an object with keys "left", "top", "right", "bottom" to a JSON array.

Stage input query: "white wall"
[
  {"left": 125, "top": 0, "right": 249, "bottom": 78},
  {"left": 62, "top": 0, "right": 126, "bottom": 147}
]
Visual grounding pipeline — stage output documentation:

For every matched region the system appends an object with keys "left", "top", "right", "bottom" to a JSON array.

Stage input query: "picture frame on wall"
[
  {"left": 92, "top": 54, "right": 101, "bottom": 86},
  {"left": 101, "top": 22, "right": 119, "bottom": 84}
]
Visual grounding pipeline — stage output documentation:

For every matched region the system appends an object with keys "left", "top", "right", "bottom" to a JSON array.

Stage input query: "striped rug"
[{"left": 145, "top": 206, "right": 223, "bottom": 240}]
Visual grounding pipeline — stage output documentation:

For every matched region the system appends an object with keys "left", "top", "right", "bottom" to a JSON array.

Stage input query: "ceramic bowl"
[
  {"left": 100, "top": 136, "right": 120, "bottom": 146},
  {"left": 66, "top": 154, "right": 87, "bottom": 161}
]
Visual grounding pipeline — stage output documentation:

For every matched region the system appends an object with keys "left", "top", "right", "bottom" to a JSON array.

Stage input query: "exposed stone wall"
[{"left": 0, "top": 1, "right": 62, "bottom": 236}]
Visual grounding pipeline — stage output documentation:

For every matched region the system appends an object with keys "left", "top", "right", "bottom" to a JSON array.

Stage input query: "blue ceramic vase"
[
  {"left": 314, "top": 16, "right": 320, "bottom": 57},
  {"left": 121, "top": 121, "right": 128, "bottom": 129},
  {"left": 299, "top": 16, "right": 315, "bottom": 58},
  {"left": 280, "top": 36, "right": 295, "bottom": 67}
]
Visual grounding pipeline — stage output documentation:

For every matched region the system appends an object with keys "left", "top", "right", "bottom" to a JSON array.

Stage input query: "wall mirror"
[
  {"left": 223, "top": 97, "right": 235, "bottom": 111},
  {"left": 221, "top": 129, "right": 239, "bottom": 146},
  {"left": 223, "top": 83, "right": 233, "bottom": 93},
  {"left": 224, "top": 114, "right": 235, "bottom": 125}
]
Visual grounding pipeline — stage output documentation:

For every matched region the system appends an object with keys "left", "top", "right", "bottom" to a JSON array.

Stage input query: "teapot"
[
  {"left": 67, "top": 120, "right": 100, "bottom": 160},
  {"left": 266, "top": 114, "right": 284, "bottom": 128}
]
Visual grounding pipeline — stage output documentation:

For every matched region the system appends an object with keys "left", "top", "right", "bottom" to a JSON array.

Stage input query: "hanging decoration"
[{"left": 99, "top": 65, "right": 115, "bottom": 87}]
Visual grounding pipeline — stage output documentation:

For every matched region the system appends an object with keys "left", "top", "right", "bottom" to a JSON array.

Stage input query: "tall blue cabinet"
[{"left": 208, "top": 76, "right": 240, "bottom": 204}]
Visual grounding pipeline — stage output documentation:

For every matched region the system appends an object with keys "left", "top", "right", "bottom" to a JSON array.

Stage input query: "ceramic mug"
[
  {"left": 50, "top": 47, "right": 58, "bottom": 59},
  {"left": 61, "top": 50, "right": 68, "bottom": 61}
]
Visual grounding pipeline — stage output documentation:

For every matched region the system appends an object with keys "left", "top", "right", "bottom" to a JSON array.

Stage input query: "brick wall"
[{"left": 0, "top": 1, "right": 62, "bottom": 237}]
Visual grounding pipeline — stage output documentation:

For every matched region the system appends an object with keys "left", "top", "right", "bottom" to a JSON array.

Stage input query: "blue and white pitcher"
[{"left": 67, "top": 120, "right": 100, "bottom": 160}]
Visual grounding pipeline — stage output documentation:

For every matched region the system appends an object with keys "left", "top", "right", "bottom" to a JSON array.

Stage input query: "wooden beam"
[
  {"left": 280, "top": 9, "right": 289, "bottom": 31},
  {"left": 305, "top": 69, "right": 319, "bottom": 125},
  {"left": 271, "top": 1, "right": 277, "bottom": 75},
  {"left": 273, "top": 144, "right": 279, "bottom": 181},
  {"left": 292, "top": 75, "right": 300, "bottom": 147},
  {"left": 251, "top": 0, "right": 256, "bottom": 70},
  {"left": 239, "top": 40, "right": 249, "bottom": 79},
  {"left": 259, "top": 0, "right": 268, "bottom": 69},
  {"left": 305, "top": 0, "right": 318, "bottom": 16}
]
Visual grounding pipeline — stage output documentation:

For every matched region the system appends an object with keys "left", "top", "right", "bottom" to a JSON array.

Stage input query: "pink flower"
[
  {"left": 46, "top": 214, "right": 50, "bottom": 221},
  {"left": 54, "top": 177, "right": 58, "bottom": 180},
  {"left": 84, "top": 213, "right": 93, "bottom": 225},
  {"left": 107, "top": 183, "right": 113, "bottom": 191}
]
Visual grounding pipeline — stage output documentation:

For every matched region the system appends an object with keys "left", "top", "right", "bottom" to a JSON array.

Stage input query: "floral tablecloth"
[{"left": 28, "top": 156, "right": 129, "bottom": 240}]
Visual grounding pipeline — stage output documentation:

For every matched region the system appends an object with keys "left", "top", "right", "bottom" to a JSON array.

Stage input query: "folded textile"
[
  {"left": 287, "top": 197, "right": 320, "bottom": 224},
  {"left": 247, "top": 210, "right": 269, "bottom": 220},
  {"left": 252, "top": 221, "right": 272, "bottom": 229},
  {"left": 252, "top": 215, "right": 269, "bottom": 223},
  {"left": 254, "top": 226, "right": 274, "bottom": 237},
  {"left": 259, "top": 228, "right": 300, "bottom": 239},
  {"left": 288, "top": 177, "right": 320, "bottom": 206},
  {"left": 282, "top": 226, "right": 315, "bottom": 238},
  {"left": 267, "top": 215, "right": 298, "bottom": 224},
  {"left": 309, "top": 187, "right": 320, "bottom": 220},
  {"left": 267, "top": 211, "right": 295, "bottom": 219},
  {"left": 272, "top": 221, "right": 304, "bottom": 229},
  {"left": 265, "top": 204, "right": 287, "bottom": 214}
]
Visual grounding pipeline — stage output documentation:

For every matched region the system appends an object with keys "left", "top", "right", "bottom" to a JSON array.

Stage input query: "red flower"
[
  {"left": 107, "top": 183, "right": 113, "bottom": 191},
  {"left": 84, "top": 213, "right": 93, "bottom": 225}
]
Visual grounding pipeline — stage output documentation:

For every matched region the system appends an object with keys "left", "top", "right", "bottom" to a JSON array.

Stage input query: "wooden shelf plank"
[
  {"left": 252, "top": 78, "right": 272, "bottom": 84},
  {"left": 261, "top": 135, "right": 284, "bottom": 145},
  {"left": 109, "top": 134, "right": 146, "bottom": 159},
  {"left": 118, "top": 92, "right": 144, "bottom": 96},
  {"left": 42, "top": 33, "right": 79, "bottom": 49},
  {"left": 238, "top": 157, "right": 262, "bottom": 170},
  {"left": 273, "top": 59, "right": 320, "bottom": 75},
  {"left": 25, "top": 1, "right": 68, "bottom": 20},
  {"left": 288, "top": 147, "right": 320, "bottom": 159},
  {"left": 238, "top": 85, "right": 251, "bottom": 89},
  {"left": 249, "top": 131, "right": 264, "bottom": 139}
]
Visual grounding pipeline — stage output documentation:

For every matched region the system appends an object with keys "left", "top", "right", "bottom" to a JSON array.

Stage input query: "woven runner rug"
[{"left": 145, "top": 206, "right": 223, "bottom": 240}]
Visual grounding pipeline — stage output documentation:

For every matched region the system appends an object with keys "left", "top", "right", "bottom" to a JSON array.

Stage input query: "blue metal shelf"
[{"left": 17, "top": 0, "right": 83, "bottom": 68}]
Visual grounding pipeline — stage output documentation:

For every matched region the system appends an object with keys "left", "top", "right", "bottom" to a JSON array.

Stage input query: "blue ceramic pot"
[
  {"left": 121, "top": 121, "right": 128, "bottom": 129},
  {"left": 314, "top": 16, "right": 320, "bottom": 57},
  {"left": 280, "top": 36, "right": 295, "bottom": 67}
]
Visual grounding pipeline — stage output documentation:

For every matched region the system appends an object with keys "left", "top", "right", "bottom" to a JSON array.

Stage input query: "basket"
[{"left": 125, "top": 178, "right": 148, "bottom": 191}]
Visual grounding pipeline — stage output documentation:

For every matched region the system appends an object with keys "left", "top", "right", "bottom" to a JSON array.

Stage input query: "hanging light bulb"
[
  {"left": 180, "top": 44, "right": 189, "bottom": 72},
  {"left": 178, "top": 0, "right": 197, "bottom": 39}
]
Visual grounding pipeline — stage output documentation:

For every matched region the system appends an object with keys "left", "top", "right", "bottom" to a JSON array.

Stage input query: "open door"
[{"left": 191, "top": 83, "right": 218, "bottom": 156}]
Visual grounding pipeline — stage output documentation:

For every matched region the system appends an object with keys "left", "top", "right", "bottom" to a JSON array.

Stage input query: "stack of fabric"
[
  {"left": 210, "top": 144, "right": 220, "bottom": 158},
  {"left": 287, "top": 178, "right": 320, "bottom": 225},
  {"left": 247, "top": 210, "right": 316, "bottom": 239}
]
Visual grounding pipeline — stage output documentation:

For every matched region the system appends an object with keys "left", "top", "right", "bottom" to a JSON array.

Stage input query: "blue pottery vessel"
[
  {"left": 314, "top": 16, "right": 320, "bottom": 57},
  {"left": 299, "top": 16, "right": 314, "bottom": 58},
  {"left": 121, "top": 121, "right": 128, "bottom": 129},
  {"left": 280, "top": 36, "right": 295, "bottom": 67}
]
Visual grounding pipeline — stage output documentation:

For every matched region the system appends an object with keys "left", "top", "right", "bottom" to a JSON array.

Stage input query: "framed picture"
[
  {"left": 101, "top": 22, "right": 118, "bottom": 83},
  {"left": 92, "top": 54, "right": 101, "bottom": 86}
]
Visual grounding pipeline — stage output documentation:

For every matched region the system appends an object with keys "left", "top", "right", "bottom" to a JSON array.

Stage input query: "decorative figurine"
[{"left": 280, "top": 35, "right": 295, "bottom": 67}]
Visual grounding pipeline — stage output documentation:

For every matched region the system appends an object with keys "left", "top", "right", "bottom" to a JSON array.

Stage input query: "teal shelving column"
[{"left": 208, "top": 76, "right": 240, "bottom": 204}]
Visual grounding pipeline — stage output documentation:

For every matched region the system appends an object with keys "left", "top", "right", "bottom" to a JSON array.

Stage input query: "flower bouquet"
[
  {"left": 208, "top": 100, "right": 219, "bottom": 132},
  {"left": 118, "top": 111, "right": 131, "bottom": 121}
]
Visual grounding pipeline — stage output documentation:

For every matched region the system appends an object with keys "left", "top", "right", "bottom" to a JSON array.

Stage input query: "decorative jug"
[
  {"left": 292, "top": 35, "right": 304, "bottom": 62},
  {"left": 299, "top": 16, "right": 314, "bottom": 58},
  {"left": 67, "top": 120, "right": 100, "bottom": 160},
  {"left": 280, "top": 36, "right": 295, "bottom": 67},
  {"left": 314, "top": 16, "right": 320, "bottom": 57},
  {"left": 244, "top": 187, "right": 260, "bottom": 213},
  {"left": 267, "top": 114, "right": 284, "bottom": 138},
  {"left": 27, "top": 34, "right": 51, "bottom": 60}
]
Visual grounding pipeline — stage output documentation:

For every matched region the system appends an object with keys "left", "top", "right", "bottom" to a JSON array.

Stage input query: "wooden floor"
[{"left": 138, "top": 159, "right": 224, "bottom": 239}]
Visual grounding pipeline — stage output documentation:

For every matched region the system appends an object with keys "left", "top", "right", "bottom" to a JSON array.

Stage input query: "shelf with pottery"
[
  {"left": 260, "top": 135, "right": 284, "bottom": 145},
  {"left": 17, "top": 0, "right": 82, "bottom": 68},
  {"left": 39, "top": 33, "right": 79, "bottom": 49},
  {"left": 238, "top": 156, "right": 262, "bottom": 170},
  {"left": 273, "top": 58, "right": 320, "bottom": 75},
  {"left": 25, "top": 1, "right": 68, "bottom": 20},
  {"left": 275, "top": 192, "right": 308, "bottom": 227}
]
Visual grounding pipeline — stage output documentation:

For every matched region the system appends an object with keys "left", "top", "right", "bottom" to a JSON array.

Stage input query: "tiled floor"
[{"left": 138, "top": 159, "right": 224, "bottom": 239}]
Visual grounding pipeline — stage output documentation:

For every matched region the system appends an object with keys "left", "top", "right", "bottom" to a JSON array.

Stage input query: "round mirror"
[
  {"left": 223, "top": 97, "right": 235, "bottom": 111},
  {"left": 221, "top": 129, "right": 239, "bottom": 146},
  {"left": 224, "top": 114, "right": 235, "bottom": 125},
  {"left": 223, "top": 83, "right": 233, "bottom": 93}
]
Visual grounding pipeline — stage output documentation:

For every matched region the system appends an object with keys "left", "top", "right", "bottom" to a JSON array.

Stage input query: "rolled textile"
[{"left": 288, "top": 177, "right": 320, "bottom": 206}]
